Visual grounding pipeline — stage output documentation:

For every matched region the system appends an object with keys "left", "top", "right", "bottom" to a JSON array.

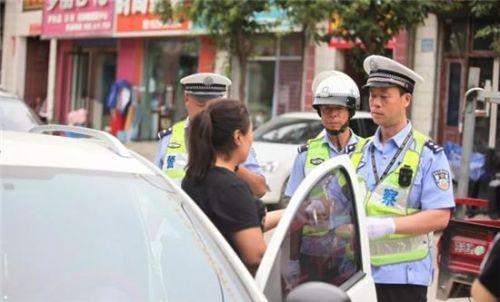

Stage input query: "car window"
[
  {"left": 1, "top": 166, "right": 250, "bottom": 302},
  {"left": 273, "top": 168, "right": 362, "bottom": 298},
  {"left": 349, "top": 118, "right": 377, "bottom": 138},
  {"left": 0, "top": 98, "right": 41, "bottom": 131},
  {"left": 254, "top": 118, "right": 323, "bottom": 144}
]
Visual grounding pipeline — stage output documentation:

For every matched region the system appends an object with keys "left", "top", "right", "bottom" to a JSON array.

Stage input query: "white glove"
[{"left": 366, "top": 217, "right": 396, "bottom": 239}]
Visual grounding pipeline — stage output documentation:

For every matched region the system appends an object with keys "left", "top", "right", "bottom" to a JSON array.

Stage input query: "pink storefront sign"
[{"left": 42, "top": 0, "right": 114, "bottom": 38}]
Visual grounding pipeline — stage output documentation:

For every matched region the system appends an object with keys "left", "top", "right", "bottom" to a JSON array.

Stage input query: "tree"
[
  {"left": 278, "top": 0, "right": 434, "bottom": 101},
  {"left": 323, "top": 0, "right": 434, "bottom": 74},
  {"left": 275, "top": 0, "right": 334, "bottom": 107},
  {"left": 431, "top": 0, "right": 500, "bottom": 55},
  {"left": 158, "top": 0, "right": 275, "bottom": 102}
]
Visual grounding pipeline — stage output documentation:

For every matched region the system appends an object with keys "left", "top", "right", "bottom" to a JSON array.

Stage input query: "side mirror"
[{"left": 285, "top": 282, "right": 351, "bottom": 302}]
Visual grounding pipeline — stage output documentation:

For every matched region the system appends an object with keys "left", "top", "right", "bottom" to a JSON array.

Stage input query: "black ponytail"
[
  {"left": 185, "top": 99, "right": 250, "bottom": 181},
  {"left": 185, "top": 109, "right": 216, "bottom": 181}
]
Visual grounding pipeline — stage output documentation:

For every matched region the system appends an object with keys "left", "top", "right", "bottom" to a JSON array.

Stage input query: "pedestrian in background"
[
  {"left": 352, "top": 55, "right": 455, "bottom": 302},
  {"left": 181, "top": 99, "right": 282, "bottom": 274},
  {"left": 154, "top": 73, "right": 266, "bottom": 197}
]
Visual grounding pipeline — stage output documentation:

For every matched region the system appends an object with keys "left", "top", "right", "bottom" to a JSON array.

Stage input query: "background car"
[
  {"left": 1, "top": 125, "right": 376, "bottom": 301},
  {"left": 253, "top": 111, "right": 377, "bottom": 207},
  {"left": 0, "top": 89, "right": 41, "bottom": 131}
]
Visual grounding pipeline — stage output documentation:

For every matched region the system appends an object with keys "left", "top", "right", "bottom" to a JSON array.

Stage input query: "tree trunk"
[
  {"left": 238, "top": 52, "right": 247, "bottom": 103},
  {"left": 299, "top": 25, "right": 312, "bottom": 112}
]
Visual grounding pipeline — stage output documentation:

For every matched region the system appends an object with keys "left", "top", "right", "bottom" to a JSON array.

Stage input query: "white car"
[
  {"left": 253, "top": 111, "right": 376, "bottom": 207},
  {"left": 1, "top": 125, "right": 376, "bottom": 302},
  {"left": 0, "top": 89, "right": 41, "bottom": 131}
]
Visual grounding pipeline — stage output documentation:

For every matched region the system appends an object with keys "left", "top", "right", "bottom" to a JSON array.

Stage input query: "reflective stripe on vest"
[
  {"left": 302, "top": 135, "right": 367, "bottom": 236},
  {"left": 304, "top": 135, "right": 367, "bottom": 176},
  {"left": 355, "top": 130, "right": 432, "bottom": 266},
  {"left": 163, "top": 120, "right": 188, "bottom": 182}
]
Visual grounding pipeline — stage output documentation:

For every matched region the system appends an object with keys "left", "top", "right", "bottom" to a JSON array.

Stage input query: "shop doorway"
[
  {"left": 67, "top": 44, "right": 116, "bottom": 130},
  {"left": 24, "top": 38, "right": 50, "bottom": 112},
  {"left": 143, "top": 38, "right": 199, "bottom": 140}
]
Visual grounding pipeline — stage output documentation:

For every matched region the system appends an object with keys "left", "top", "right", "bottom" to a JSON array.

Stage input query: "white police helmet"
[{"left": 312, "top": 70, "right": 360, "bottom": 117}]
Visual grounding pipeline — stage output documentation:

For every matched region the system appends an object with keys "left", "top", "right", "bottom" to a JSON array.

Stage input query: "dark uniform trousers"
[{"left": 376, "top": 284, "right": 427, "bottom": 302}]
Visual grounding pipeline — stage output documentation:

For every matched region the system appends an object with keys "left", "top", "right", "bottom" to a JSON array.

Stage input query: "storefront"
[
  {"left": 114, "top": 2, "right": 202, "bottom": 140},
  {"left": 42, "top": 0, "right": 116, "bottom": 129},
  {"left": 437, "top": 15, "right": 499, "bottom": 152}
]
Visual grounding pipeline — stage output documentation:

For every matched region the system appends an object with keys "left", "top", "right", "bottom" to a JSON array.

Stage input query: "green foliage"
[
  {"left": 275, "top": 0, "right": 333, "bottom": 42},
  {"left": 430, "top": 0, "right": 500, "bottom": 54},
  {"left": 158, "top": 0, "right": 274, "bottom": 56},
  {"left": 326, "top": 0, "right": 433, "bottom": 53}
]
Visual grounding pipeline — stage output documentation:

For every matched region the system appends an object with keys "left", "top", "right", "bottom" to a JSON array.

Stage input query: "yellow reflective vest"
[
  {"left": 351, "top": 130, "right": 432, "bottom": 266},
  {"left": 163, "top": 120, "right": 188, "bottom": 181}
]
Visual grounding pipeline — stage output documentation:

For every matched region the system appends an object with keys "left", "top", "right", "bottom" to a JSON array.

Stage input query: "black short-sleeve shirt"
[
  {"left": 479, "top": 233, "right": 500, "bottom": 297},
  {"left": 182, "top": 167, "right": 263, "bottom": 253}
]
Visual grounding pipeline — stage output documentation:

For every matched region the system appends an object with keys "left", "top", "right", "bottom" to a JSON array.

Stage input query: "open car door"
[{"left": 255, "top": 155, "right": 377, "bottom": 302}]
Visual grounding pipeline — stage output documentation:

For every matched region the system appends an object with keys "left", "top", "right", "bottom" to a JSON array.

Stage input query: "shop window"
[
  {"left": 444, "top": 20, "right": 467, "bottom": 53},
  {"left": 280, "top": 34, "right": 302, "bottom": 57},
  {"left": 446, "top": 62, "right": 462, "bottom": 127},
  {"left": 247, "top": 34, "right": 302, "bottom": 126},
  {"left": 254, "top": 35, "right": 276, "bottom": 57},
  {"left": 247, "top": 61, "right": 275, "bottom": 127},
  {"left": 144, "top": 38, "right": 199, "bottom": 140},
  {"left": 472, "top": 20, "right": 494, "bottom": 51}
]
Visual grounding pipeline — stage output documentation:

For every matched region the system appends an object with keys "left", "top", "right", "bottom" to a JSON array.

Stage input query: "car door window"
[{"left": 275, "top": 168, "right": 362, "bottom": 297}]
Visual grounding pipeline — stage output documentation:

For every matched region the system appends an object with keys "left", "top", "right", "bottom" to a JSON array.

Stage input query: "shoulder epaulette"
[
  {"left": 424, "top": 139, "right": 443, "bottom": 154},
  {"left": 157, "top": 128, "right": 172, "bottom": 140},
  {"left": 297, "top": 144, "right": 308, "bottom": 153}
]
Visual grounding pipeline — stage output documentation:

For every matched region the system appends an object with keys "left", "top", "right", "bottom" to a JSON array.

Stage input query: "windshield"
[
  {"left": 1, "top": 166, "right": 233, "bottom": 302},
  {"left": 0, "top": 98, "right": 41, "bottom": 131},
  {"left": 254, "top": 117, "right": 323, "bottom": 144}
]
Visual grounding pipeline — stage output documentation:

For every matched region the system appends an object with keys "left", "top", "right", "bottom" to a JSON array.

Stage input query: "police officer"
[
  {"left": 285, "top": 70, "right": 367, "bottom": 198},
  {"left": 352, "top": 55, "right": 455, "bottom": 302},
  {"left": 154, "top": 72, "right": 266, "bottom": 197}
]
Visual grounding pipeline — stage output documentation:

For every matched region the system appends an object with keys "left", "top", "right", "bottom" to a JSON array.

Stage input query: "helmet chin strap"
[{"left": 325, "top": 121, "right": 349, "bottom": 136}]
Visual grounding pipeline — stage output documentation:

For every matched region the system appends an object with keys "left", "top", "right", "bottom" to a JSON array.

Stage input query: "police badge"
[{"left": 432, "top": 169, "right": 450, "bottom": 191}]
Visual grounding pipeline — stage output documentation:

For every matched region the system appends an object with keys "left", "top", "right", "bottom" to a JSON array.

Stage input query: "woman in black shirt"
[
  {"left": 471, "top": 233, "right": 500, "bottom": 302},
  {"left": 182, "top": 99, "right": 281, "bottom": 274}
]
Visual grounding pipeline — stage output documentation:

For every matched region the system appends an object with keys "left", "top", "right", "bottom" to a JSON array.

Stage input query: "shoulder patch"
[
  {"left": 157, "top": 128, "right": 172, "bottom": 140},
  {"left": 297, "top": 144, "right": 308, "bottom": 153},
  {"left": 424, "top": 139, "right": 443, "bottom": 154}
]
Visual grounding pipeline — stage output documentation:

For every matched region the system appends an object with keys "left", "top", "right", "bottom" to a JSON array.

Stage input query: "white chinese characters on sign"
[
  {"left": 116, "top": 0, "right": 162, "bottom": 15},
  {"left": 47, "top": 0, "right": 109, "bottom": 11}
]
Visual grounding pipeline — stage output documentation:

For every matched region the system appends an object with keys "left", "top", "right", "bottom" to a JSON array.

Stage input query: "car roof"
[
  {"left": 1, "top": 131, "right": 155, "bottom": 175},
  {"left": 278, "top": 111, "right": 372, "bottom": 120},
  {"left": 0, "top": 89, "right": 20, "bottom": 99}
]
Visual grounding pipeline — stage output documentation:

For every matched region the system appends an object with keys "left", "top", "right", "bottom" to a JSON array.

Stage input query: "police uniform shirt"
[
  {"left": 356, "top": 121, "right": 455, "bottom": 286},
  {"left": 154, "top": 120, "right": 263, "bottom": 174},
  {"left": 285, "top": 129, "right": 360, "bottom": 198}
]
